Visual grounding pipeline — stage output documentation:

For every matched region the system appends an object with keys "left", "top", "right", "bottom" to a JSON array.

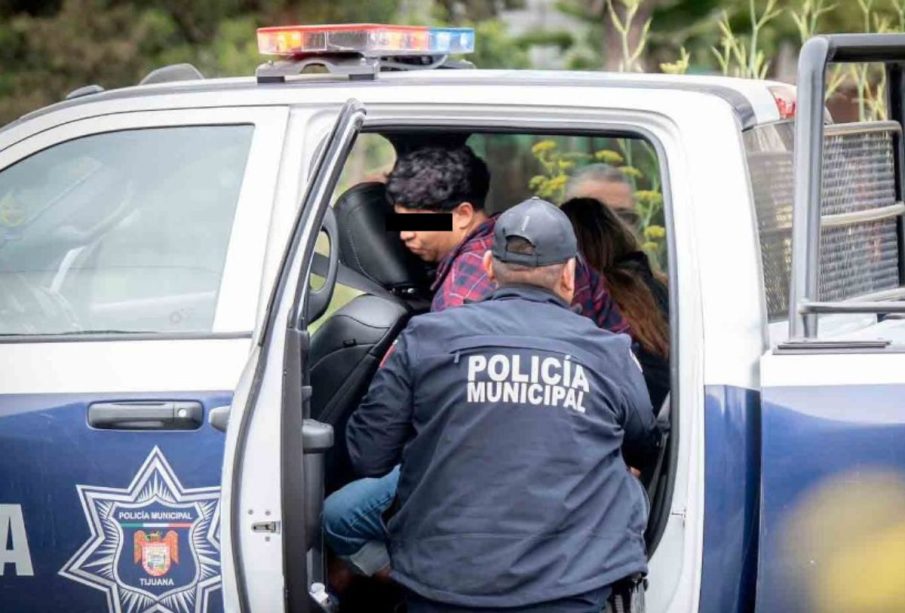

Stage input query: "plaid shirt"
[{"left": 430, "top": 216, "right": 630, "bottom": 335}]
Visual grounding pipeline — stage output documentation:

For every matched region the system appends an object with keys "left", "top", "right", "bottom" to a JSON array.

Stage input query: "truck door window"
[
  {"left": 327, "top": 128, "right": 671, "bottom": 410},
  {"left": 336, "top": 133, "right": 396, "bottom": 194},
  {"left": 0, "top": 125, "right": 253, "bottom": 336},
  {"left": 338, "top": 132, "right": 667, "bottom": 270},
  {"left": 309, "top": 229, "right": 364, "bottom": 334},
  {"left": 468, "top": 133, "right": 667, "bottom": 273},
  {"left": 300, "top": 132, "right": 397, "bottom": 332}
]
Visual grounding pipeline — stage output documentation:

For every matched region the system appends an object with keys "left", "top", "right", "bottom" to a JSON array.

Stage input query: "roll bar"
[{"left": 790, "top": 34, "right": 905, "bottom": 340}]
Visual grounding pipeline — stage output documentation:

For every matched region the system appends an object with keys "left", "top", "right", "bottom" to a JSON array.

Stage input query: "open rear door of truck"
[{"left": 219, "top": 99, "right": 365, "bottom": 613}]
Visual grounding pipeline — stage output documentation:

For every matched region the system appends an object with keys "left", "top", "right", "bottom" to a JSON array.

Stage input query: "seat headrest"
[{"left": 334, "top": 182, "right": 429, "bottom": 292}]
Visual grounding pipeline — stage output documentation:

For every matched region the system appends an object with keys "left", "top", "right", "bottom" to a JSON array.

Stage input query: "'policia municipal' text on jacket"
[{"left": 346, "top": 284, "right": 661, "bottom": 608}]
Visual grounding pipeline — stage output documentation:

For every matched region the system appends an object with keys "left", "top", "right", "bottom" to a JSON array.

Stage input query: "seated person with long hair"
[{"left": 561, "top": 197, "right": 670, "bottom": 409}]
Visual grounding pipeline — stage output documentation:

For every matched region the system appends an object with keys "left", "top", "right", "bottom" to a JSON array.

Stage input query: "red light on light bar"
[{"left": 257, "top": 23, "right": 475, "bottom": 57}]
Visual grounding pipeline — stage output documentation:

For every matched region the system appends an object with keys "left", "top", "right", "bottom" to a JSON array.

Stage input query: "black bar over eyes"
[{"left": 385, "top": 213, "right": 453, "bottom": 232}]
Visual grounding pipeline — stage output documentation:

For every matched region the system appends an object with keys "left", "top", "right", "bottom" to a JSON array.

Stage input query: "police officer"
[{"left": 344, "top": 197, "right": 661, "bottom": 612}]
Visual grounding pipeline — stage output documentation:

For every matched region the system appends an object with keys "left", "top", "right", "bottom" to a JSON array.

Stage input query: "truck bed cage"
[{"left": 790, "top": 34, "right": 905, "bottom": 341}]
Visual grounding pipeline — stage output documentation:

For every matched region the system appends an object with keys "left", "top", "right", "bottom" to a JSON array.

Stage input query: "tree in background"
[
  {"left": 548, "top": 0, "right": 905, "bottom": 81},
  {"left": 4, "top": 0, "right": 905, "bottom": 124},
  {"left": 0, "top": 0, "right": 539, "bottom": 123},
  {"left": 0, "top": 0, "right": 401, "bottom": 123}
]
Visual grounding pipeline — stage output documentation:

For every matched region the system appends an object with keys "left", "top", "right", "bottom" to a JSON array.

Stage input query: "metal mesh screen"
[{"left": 745, "top": 122, "right": 902, "bottom": 321}]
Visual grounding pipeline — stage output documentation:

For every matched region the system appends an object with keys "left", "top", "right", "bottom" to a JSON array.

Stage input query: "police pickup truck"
[{"left": 1, "top": 24, "right": 904, "bottom": 613}]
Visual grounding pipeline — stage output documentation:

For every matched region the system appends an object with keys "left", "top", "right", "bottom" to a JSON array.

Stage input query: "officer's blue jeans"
[{"left": 323, "top": 465, "right": 399, "bottom": 575}]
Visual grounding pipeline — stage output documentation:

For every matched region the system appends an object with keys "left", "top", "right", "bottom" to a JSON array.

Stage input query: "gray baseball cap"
[{"left": 492, "top": 197, "right": 579, "bottom": 267}]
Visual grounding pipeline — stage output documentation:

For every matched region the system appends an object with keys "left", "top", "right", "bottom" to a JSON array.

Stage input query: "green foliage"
[
  {"left": 847, "top": 0, "right": 891, "bottom": 121},
  {"left": 6, "top": 0, "right": 905, "bottom": 131},
  {"left": 660, "top": 47, "right": 690, "bottom": 75},
  {"left": 607, "top": 0, "right": 652, "bottom": 72},
  {"left": 516, "top": 29, "right": 574, "bottom": 50},
  {"left": 528, "top": 140, "right": 582, "bottom": 202},
  {"left": 0, "top": 0, "right": 403, "bottom": 124},
  {"left": 431, "top": 0, "right": 525, "bottom": 24},
  {"left": 0, "top": 0, "right": 191, "bottom": 122},
  {"left": 785, "top": 0, "right": 891, "bottom": 115},
  {"left": 0, "top": 0, "right": 537, "bottom": 124},
  {"left": 471, "top": 19, "right": 530, "bottom": 69},
  {"left": 197, "top": 17, "right": 261, "bottom": 77},
  {"left": 637, "top": 191, "right": 666, "bottom": 265},
  {"left": 553, "top": 0, "right": 606, "bottom": 71},
  {"left": 711, "top": 0, "right": 782, "bottom": 79},
  {"left": 789, "top": 0, "right": 836, "bottom": 43},
  {"left": 595, "top": 149, "right": 624, "bottom": 165}
]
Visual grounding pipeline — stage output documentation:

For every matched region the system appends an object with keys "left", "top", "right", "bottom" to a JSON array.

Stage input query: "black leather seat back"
[
  {"left": 334, "top": 181, "right": 429, "bottom": 294},
  {"left": 310, "top": 295, "right": 409, "bottom": 492},
  {"left": 310, "top": 182, "right": 426, "bottom": 492}
]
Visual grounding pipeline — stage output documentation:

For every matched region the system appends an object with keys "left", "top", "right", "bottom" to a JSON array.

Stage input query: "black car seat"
[
  {"left": 309, "top": 182, "right": 429, "bottom": 493},
  {"left": 334, "top": 182, "right": 430, "bottom": 298}
]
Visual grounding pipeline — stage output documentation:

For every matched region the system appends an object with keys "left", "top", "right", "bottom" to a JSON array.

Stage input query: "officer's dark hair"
[
  {"left": 493, "top": 237, "right": 566, "bottom": 290},
  {"left": 386, "top": 146, "right": 490, "bottom": 211}
]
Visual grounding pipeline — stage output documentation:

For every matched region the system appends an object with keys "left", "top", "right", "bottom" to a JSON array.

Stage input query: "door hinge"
[
  {"left": 251, "top": 520, "right": 281, "bottom": 534},
  {"left": 670, "top": 508, "right": 687, "bottom": 524}
]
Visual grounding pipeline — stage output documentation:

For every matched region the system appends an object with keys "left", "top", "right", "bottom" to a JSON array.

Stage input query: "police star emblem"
[{"left": 60, "top": 447, "right": 221, "bottom": 613}]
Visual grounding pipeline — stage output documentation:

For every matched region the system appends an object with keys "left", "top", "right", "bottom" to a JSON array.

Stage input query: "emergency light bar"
[{"left": 257, "top": 24, "right": 475, "bottom": 58}]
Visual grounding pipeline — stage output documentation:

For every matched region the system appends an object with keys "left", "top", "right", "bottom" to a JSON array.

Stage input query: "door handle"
[{"left": 88, "top": 401, "right": 203, "bottom": 430}]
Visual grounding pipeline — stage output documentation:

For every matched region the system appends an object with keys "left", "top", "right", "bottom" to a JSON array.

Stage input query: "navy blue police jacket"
[{"left": 346, "top": 284, "right": 661, "bottom": 608}]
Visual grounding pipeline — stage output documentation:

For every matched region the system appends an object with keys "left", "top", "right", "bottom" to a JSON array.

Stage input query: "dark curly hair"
[{"left": 386, "top": 146, "right": 490, "bottom": 211}]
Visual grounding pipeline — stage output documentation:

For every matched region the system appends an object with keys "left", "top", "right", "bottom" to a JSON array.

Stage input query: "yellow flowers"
[
  {"left": 531, "top": 140, "right": 577, "bottom": 202},
  {"left": 531, "top": 140, "right": 557, "bottom": 156},
  {"left": 644, "top": 225, "right": 666, "bottom": 240},
  {"left": 635, "top": 190, "right": 663, "bottom": 207},
  {"left": 529, "top": 174, "right": 568, "bottom": 201},
  {"left": 660, "top": 47, "right": 690, "bottom": 75},
  {"left": 594, "top": 150, "right": 624, "bottom": 164},
  {"left": 618, "top": 165, "right": 643, "bottom": 179},
  {"left": 642, "top": 227, "right": 667, "bottom": 269}
]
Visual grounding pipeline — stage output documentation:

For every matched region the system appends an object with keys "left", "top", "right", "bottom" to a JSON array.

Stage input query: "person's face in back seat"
[{"left": 387, "top": 145, "right": 491, "bottom": 263}]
